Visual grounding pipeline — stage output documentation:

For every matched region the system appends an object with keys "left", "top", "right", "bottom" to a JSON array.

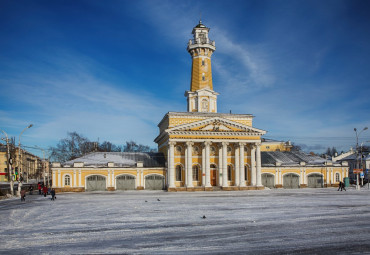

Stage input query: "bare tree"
[
  {"left": 123, "top": 141, "right": 155, "bottom": 152},
  {"left": 49, "top": 133, "right": 155, "bottom": 162}
]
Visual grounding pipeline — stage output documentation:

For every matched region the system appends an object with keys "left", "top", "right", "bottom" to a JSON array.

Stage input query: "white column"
[
  {"left": 239, "top": 143, "right": 246, "bottom": 186},
  {"left": 205, "top": 141, "right": 211, "bottom": 187},
  {"left": 184, "top": 146, "right": 188, "bottom": 187},
  {"left": 112, "top": 170, "right": 115, "bottom": 188},
  {"left": 73, "top": 170, "right": 77, "bottom": 187},
  {"left": 218, "top": 144, "right": 223, "bottom": 186},
  {"left": 202, "top": 145, "right": 206, "bottom": 186},
  {"left": 186, "top": 142, "right": 194, "bottom": 188},
  {"left": 168, "top": 141, "right": 176, "bottom": 188},
  {"left": 222, "top": 142, "right": 228, "bottom": 187},
  {"left": 78, "top": 170, "right": 82, "bottom": 187},
  {"left": 251, "top": 145, "right": 256, "bottom": 186},
  {"left": 235, "top": 145, "right": 239, "bottom": 187},
  {"left": 141, "top": 170, "right": 144, "bottom": 187},
  {"left": 52, "top": 171, "right": 56, "bottom": 188},
  {"left": 256, "top": 143, "right": 262, "bottom": 186},
  {"left": 58, "top": 170, "right": 61, "bottom": 187},
  {"left": 108, "top": 170, "right": 111, "bottom": 187}
]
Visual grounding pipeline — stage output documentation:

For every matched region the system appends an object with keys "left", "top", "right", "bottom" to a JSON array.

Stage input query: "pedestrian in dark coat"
[
  {"left": 341, "top": 181, "right": 346, "bottom": 191},
  {"left": 29, "top": 186, "right": 33, "bottom": 195},
  {"left": 43, "top": 186, "right": 48, "bottom": 197},
  {"left": 338, "top": 181, "right": 343, "bottom": 191},
  {"left": 51, "top": 189, "right": 56, "bottom": 201},
  {"left": 20, "top": 189, "right": 26, "bottom": 201}
]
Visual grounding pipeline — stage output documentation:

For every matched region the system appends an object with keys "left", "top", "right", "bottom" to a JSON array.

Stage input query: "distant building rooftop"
[
  {"left": 62, "top": 152, "right": 166, "bottom": 168},
  {"left": 261, "top": 151, "right": 337, "bottom": 167}
]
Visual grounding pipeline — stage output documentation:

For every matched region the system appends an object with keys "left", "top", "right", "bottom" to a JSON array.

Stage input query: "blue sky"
[{"left": 1, "top": 0, "right": 370, "bottom": 157}]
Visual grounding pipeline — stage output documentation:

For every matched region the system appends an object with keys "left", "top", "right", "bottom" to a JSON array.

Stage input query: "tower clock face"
[{"left": 198, "top": 33, "right": 206, "bottom": 43}]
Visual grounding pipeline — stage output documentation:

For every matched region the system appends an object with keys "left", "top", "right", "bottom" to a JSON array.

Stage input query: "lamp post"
[
  {"left": 17, "top": 124, "right": 33, "bottom": 196},
  {"left": 1, "top": 129, "right": 14, "bottom": 196},
  {"left": 354, "top": 127, "right": 368, "bottom": 190}
]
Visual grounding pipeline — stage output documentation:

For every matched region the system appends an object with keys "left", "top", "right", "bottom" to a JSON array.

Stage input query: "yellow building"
[
  {"left": 51, "top": 21, "right": 348, "bottom": 192},
  {"left": 51, "top": 152, "right": 166, "bottom": 192}
]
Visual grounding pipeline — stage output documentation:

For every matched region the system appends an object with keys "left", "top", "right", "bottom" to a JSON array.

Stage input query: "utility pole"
[
  {"left": 1, "top": 130, "right": 14, "bottom": 196},
  {"left": 354, "top": 127, "right": 368, "bottom": 190}
]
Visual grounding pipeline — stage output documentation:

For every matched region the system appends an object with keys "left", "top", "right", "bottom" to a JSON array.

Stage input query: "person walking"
[
  {"left": 43, "top": 185, "right": 48, "bottom": 197},
  {"left": 38, "top": 183, "right": 42, "bottom": 195},
  {"left": 338, "top": 181, "right": 343, "bottom": 191},
  {"left": 341, "top": 180, "right": 346, "bottom": 191},
  {"left": 51, "top": 189, "right": 56, "bottom": 201},
  {"left": 29, "top": 186, "right": 33, "bottom": 195},
  {"left": 20, "top": 189, "right": 26, "bottom": 201}
]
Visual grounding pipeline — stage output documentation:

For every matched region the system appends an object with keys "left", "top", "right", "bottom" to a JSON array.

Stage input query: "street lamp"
[
  {"left": 1, "top": 129, "right": 14, "bottom": 196},
  {"left": 354, "top": 127, "right": 368, "bottom": 190},
  {"left": 17, "top": 124, "right": 33, "bottom": 196}
]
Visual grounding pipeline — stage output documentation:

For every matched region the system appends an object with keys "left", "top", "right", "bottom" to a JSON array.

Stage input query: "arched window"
[
  {"left": 64, "top": 175, "right": 71, "bottom": 186},
  {"left": 192, "top": 165, "right": 199, "bottom": 181},
  {"left": 227, "top": 146, "right": 232, "bottom": 155},
  {"left": 335, "top": 173, "right": 340, "bottom": 182},
  {"left": 175, "top": 145, "right": 182, "bottom": 154},
  {"left": 176, "top": 165, "right": 182, "bottom": 181},
  {"left": 244, "top": 165, "right": 248, "bottom": 181},
  {"left": 210, "top": 146, "right": 216, "bottom": 155},
  {"left": 193, "top": 146, "right": 199, "bottom": 155},
  {"left": 227, "top": 165, "right": 232, "bottom": 181}
]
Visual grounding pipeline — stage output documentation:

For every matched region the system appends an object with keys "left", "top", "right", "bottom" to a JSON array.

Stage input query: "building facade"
[
  {"left": 0, "top": 144, "right": 44, "bottom": 182},
  {"left": 51, "top": 152, "right": 166, "bottom": 192}
]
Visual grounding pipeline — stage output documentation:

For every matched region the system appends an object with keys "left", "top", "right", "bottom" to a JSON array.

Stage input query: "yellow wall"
[
  {"left": 191, "top": 57, "right": 213, "bottom": 91},
  {"left": 52, "top": 168, "right": 166, "bottom": 191}
]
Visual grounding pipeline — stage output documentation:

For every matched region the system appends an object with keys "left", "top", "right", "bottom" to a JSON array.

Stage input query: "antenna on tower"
[{"left": 199, "top": 12, "right": 202, "bottom": 24}]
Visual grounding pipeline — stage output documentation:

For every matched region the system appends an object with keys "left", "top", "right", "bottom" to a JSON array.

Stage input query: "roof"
[
  {"left": 261, "top": 151, "right": 334, "bottom": 167},
  {"left": 195, "top": 20, "right": 207, "bottom": 28},
  {"left": 63, "top": 152, "right": 166, "bottom": 168}
]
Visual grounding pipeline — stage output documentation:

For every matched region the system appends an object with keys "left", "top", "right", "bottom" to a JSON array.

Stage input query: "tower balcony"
[{"left": 187, "top": 39, "right": 216, "bottom": 51}]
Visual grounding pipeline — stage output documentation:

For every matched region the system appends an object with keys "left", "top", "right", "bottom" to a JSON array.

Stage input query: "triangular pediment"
[{"left": 166, "top": 117, "right": 266, "bottom": 135}]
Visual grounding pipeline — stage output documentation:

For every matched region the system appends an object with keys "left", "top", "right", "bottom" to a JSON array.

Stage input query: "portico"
[{"left": 165, "top": 139, "right": 263, "bottom": 190}]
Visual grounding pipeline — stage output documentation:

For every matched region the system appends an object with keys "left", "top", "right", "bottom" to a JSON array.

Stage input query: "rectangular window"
[
  {"left": 192, "top": 167, "right": 199, "bottom": 181},
  {"left": 202, "top": 60, "right": 205, "bottom": 66},
  {"left": 335, "top": 173, "right": 340, "bottom": 182},
  {"left": 176, "top": 166, "right": 182, "bottom": 181},
  {"left": 227, "top": 166, "right": 232, "bottom": 181},
  {"left": 65, "top": 175, "right": 70, "bottom": 186}
]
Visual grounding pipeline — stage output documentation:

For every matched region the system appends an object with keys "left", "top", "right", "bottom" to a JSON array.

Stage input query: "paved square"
[{"left": 1, "top": 188, "right": 370, "bottom": 254}]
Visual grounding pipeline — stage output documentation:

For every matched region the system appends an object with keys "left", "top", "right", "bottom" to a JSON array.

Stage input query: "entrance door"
[
  {"left": 283, "top": 174, "right": 299, "bottom": 189},
  {"left": 145, "top": 175, "right": 165, "bottom": 190},
  {"left": 308, "top": 174, "right": 323, "bottom": 188},
  {"left": 116, "top": 175, "right": 136, "bottom": 190},
  {"left": 210, "top": 164, "right": 217, "bottom": 186},
  {"left": 262, "top": 173, "right": 275, "bottom": 188},
  {"left": 86, "top": 175, "right": 106, "bottom": 191}
]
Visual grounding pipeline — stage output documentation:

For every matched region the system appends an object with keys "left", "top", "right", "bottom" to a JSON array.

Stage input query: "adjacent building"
[{"left": 0, "top": 143, "right": 45, "bottom": 182}]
